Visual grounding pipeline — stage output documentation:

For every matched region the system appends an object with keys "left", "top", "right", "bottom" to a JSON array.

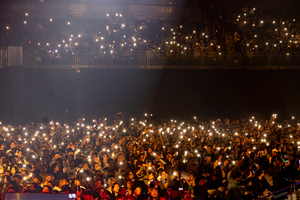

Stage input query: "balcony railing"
[{"left": 2, "top": 47, "right": 300, "bottom": 69}]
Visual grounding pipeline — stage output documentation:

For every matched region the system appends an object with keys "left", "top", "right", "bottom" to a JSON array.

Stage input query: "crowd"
[
  {"left": 1, "top": 3, "right": 300, "bottom": 64},
  {"left": 1, "top": 11, "right": 222, "bottom": 60},
  {"left": 208, "top": 5, "right": 300, "bottom": 53},
  {"left": 1, "top": 113, "right": 300, "bottom": 200}
]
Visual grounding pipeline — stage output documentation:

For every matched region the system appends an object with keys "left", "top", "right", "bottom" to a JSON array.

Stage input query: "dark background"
[{"left": 0, "top": 67, "right": 299, "bottom": 125}]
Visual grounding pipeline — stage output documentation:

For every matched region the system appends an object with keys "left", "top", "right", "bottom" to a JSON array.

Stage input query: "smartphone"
[
  {"left": 252, "top": 170, "right": 255, "bottom": 175},
  {"left": 299, "top": 160, "right": 300, "bottom": 165}
]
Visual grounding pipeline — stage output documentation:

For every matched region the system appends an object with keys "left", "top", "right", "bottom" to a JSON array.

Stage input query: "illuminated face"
[
  {"left": 18, "top": 151, "right": 23, "bottom": 157},
  {"left": 206, "top": 156, "right": 211, "bottom": 163},
  {"left": 166, "top": 153, "right": 171, "bottom": 160},
  {"left": 54, "top": 154, "right": 60, "bottom": 160},
  {"left": 126, "top": 181, "right": 133, "bottom": 188},
  {"left": 119, "top": 187, "right": 127, "bottom": 196},
  {"left": 111, "top": 143, "right": 115, "bottom": 149},
  {"left": 198, "top": 179, "right": 206, "bottom": 186},
  {"left": 162, "top": 171, "right": 168, "bottom": 179},
  {"left": 128, "top": 172, "right": 134, "bottom": 179},
  {"left": 139, "top": 155, "right": 144, "bottom": 161},
  {"left": 165, "top": 165, "right": 171, "bottom": 172},
  {"left": 118, "top": 155, "right": 123, "bottom": 162},
  {"left": 113, "top": 184, "right": 120, "bottom": 193},
  {"left": 41, "top": 166, "right": 47, "bottom": 173},
  {"left": 103, "top": 154, "right": 108, "bottom": 161},
  {"left": 134, "top": 187, "right": 141, "bottom": 196},
  {"left": 11, "top": 167, "right": 16, "bottom": 174},
  {"left": 94, "top": 163, "right": 99, "bottom": 169},
  {"left": 74, "top": 180, "right": 81, "bottom": 186},
  {"left": 60, "top": 179, "right": 68, "bottom": 188},
  {"left": 151, "top": 165, "right": 156, "bottom": 171},
  {"left": 55, "top": 165, "right": 60, "bottom": 171},
  {"left": 99, "top": 188, "right": 104, "bottom": 197},
  {"left": 224, "top": 160, "right": 229, "bottom": 165},
  {"left": 83, "top": 194, "right": 93, "bottom": 200},
  {"left": 94, "top": 180, "right": 102, "bottom": 189},
  {"left": 33, "top": 177, "right": 39, "bottom": 183},
  {"left": 42, "top": 186, "right": 50, "bottom": 193},
  {"left": 29, "top": 184, "right": 35, "bottom": 191},
  {"left": 20, "top": 171, "right": 27, "bottom": 176},
  {"left": 148, "top": 173, "right": 154, "bottom": 180},
  {"left": 10, "top": 142, "right": 16, "bottom": 149},
  {"left": 150, "top": 189, "right": 158, "bottom": 198},
  {"left": 102, "top": 191, "right": 110, "bottom": 198},
  {"left": 280, "top": 138, "right": 284, "bottom": 144},
  {"left": 7, "top": 188, "right": 15, "bottom": 193},
  {"left": 174, "top": 160, "right": 180, "bottom": 167},
  {"left": 46, "top": 175, "right": 52, "bottom": 182},
  {"left": 13, "top": 176, "right": 20, "bottom": 183}
]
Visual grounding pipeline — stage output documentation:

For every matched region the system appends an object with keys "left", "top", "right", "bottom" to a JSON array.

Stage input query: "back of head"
[
  {"left": 231, "top": 171, "right": 241, "bottom": 180},
  {"left": 170, "top": 190, "right": 180, "bottom": 200},
  {"left": 260, "top": 160, "right": 270, "bottom": 170}
]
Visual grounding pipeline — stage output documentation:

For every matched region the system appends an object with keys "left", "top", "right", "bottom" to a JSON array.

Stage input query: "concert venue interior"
[{"left": 1, "top": 0, "right": 300, "bottom": 200}]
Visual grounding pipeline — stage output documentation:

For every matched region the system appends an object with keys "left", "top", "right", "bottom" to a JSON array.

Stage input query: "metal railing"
[
  {"left": 0, "top": 47, "right": 8, "bottom": 68},
  {"left": 0, "top": 46, "right": 23, "bottom": 67},
  {"left": 255, "top": 180, "right": 300, "bottom": 200},
  {"left": 2, "top": 48, "right": 300, "bottom": 69},
  {"left": 23, "top": 50, "right": 75, "bottom": 66},
  {"left": 73, "top": 51, "right": 300, "bottom": 68}
]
